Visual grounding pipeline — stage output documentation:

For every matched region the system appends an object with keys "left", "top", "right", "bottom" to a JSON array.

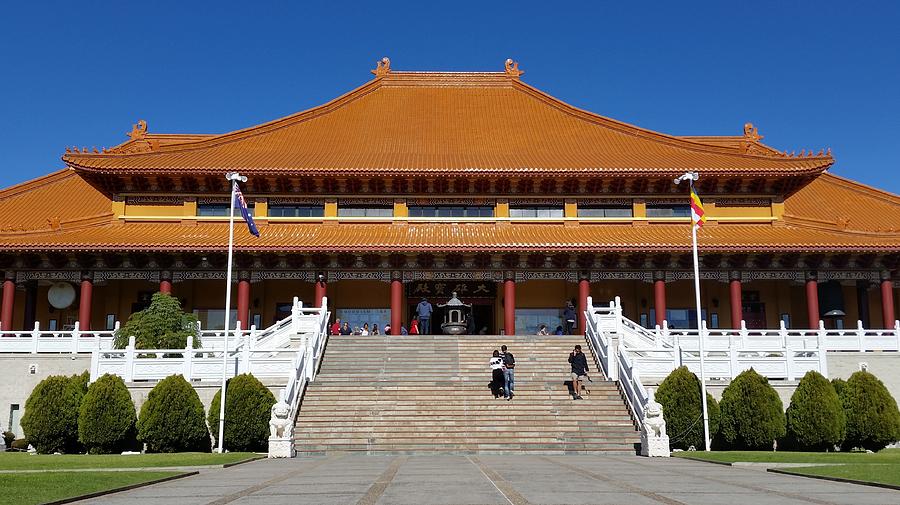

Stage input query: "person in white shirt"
[
  {"left": 489, "top": 350, "right": 505, "bottom": 398},
  {"left": 361, "top": 323, "right": 370, "bottom": 336}
]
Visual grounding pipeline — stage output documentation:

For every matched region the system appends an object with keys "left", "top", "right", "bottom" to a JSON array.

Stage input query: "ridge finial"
[
  {"left": 504, "top": 58, "right": 523, "bottom": 78},
  {"left": 127, "top": 119, "right": 148, "bottom": 140},
  {"left": 743, "top": 122, "right": 762, "bottom": 142},
  {"left": 371, "top": 57, "right": 391, "bottom": 77}
]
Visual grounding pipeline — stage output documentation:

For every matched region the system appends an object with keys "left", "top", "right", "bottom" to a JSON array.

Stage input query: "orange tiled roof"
[
  {"left": 62, "top": 63, "right": 833, "bottom": 177},
  {"left": 783, "top": 173, "right": 900, "bottom": 234},
  {"left": 0, "top": 221, "right": 896, "bottom": 253},
  {"left": 0, "top": 169, "right": 112, "bottom": 233}
]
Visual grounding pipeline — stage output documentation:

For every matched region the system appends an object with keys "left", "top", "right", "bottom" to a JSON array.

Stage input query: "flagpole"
[
  {"left": 675, "top": 171, "right": 711, "bottom": 452},
  {"left": 218, "top": 172, "right": 245, "bottom": 453}
]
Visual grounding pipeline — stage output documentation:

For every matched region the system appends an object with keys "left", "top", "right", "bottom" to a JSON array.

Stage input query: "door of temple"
[{"left": 741, "top": 291, "right": 767, "bottom": 329}]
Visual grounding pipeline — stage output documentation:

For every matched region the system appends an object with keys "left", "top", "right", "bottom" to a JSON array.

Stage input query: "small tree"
[
  {"left": 655, "top": 366, "right": 721, "bottom": 450},
  {"left": 840, "top": 370, "right": 900, "bottom": 452},
  {"left": 137, "top": 375, "right": 210, "bottom": 453},
  {"left": 115, "top": 292, "right": 199, "bottom": 349},
  {"left": 78, "top": 374, "right": 138, "bottom": 454},
  {"left": 718, "top": 368, "right": 786, "bottom": 450},
  {"left": 20, "top": 372, "right": 89, "bottom": 454},
  {"left": 785, "top": 371, "right": 845, "bottom": 451},
  {"left": 208, "top": 374, "right": 277, "bottom": 452}
]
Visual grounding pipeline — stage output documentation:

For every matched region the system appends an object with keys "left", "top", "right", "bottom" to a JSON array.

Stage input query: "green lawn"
[
  {"left": 674, "top": 449, "right": 900, "bottom": 465},
  {"left": 0, "top": 452, "right": 258, "bottom": 471},
  {"left": 675, "top": 449, "right": 900, "bottom": 487},
  {"left": 777, "top": 465, "right": 900, "bottom": 487},
  {"left": 0, "top": 471, "right": 182, "bottom": 505}
]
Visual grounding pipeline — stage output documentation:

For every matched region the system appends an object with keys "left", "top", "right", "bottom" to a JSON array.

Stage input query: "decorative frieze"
[
  {"left": 93, "top": 270, "right": 160, "bottom": 282},
  {"left": 16, "top": 271, "right": 80, "bottom": 282},
  {"left": 590, "top": 271, "right": 652, "bottom": 282}
]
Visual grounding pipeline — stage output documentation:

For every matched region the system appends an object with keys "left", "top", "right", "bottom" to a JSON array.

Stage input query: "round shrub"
[
  {"left": 655, "top": 366, "right": 721, "bottom": 450},
  {"left": 718, "top": 368, "right": 786, "bottom": 450},
  {"left": 137, "top": 375, "right": 210, "bottom": 453},
  {"left": 208, "top": 374, "right": 277, "bottom": 452},
  {"left": 115, "top": 292, "right": 199, "bottom": 349},
  {"left": 839, "top": 370, "right": 900, "bottom": 452},
  {"left": 20, "top": 372, "right": 89, "bottom": 454},
  {"left": 78, "top": 374, "right": 138, "bottom": 454},
  {"left": 785, "top": 371, "right": 845, "bottom": 451}
]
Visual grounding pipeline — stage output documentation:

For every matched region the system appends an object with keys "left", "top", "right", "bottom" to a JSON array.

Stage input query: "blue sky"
[{"left": 1, "top": 1, "right": 898, "bottom": 194}]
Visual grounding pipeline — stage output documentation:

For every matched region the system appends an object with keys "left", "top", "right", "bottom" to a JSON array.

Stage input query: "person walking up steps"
[
  {"left": 568, "top": 344, "right": 588, "bottom": 400},
  {"left": 500, "top": 344, "right": 515, "bottom": 400},
  {"left": 416, "top": 297, "right": 433, "bottom": 335},
  {"left": 489, "top": 350, "right": 505, "bottom": 399}
]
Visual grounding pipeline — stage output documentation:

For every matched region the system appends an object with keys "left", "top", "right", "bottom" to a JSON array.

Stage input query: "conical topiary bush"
[
  {"left": 137, "top": 375, "right": 210, "bottom": 453},
  {"left": 718, "top": 368, "right": 785, "bottom": 450},
  {"left": 208, "top": 373, "right": 277, "bottom": 452},
  {"left": 78, "top": 374, "right": 138, "bottom": 454},
  {"left": 655, "top": 366, "right": 720, "bottom": 450},
  {"left": 785, "top": 371, "right": 845, "bottom": 451},
  {"left": 839, "top": 370, "right": 900, "bottom": 452}
]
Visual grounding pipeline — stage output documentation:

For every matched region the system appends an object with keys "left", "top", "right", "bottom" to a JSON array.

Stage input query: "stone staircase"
[{"left": 293, "top": 334, "right": 640, "bottom": 454}]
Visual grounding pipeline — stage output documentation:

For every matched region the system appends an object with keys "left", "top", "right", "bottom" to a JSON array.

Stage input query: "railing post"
[
  {"left": 895, "top": 320, "right": 900, "bottom": 352},
  {"left": 241, "top": 335, "right": 251, "bottom": 374},
  {"left": 856, "top": 320, "right": 866, "bottom": 352},
  {"left": 31, "top": 321, "right": 40, "bottom": 354},
  {"left": 608, "top": 334, "right": 619, "bottom": 381},
  {"left": 124, "top": 336, "right": 136, "bottom": 382},
  {"left": 739, "top": 320, "right": 748, "bottom": 349},
  {"left": 613, "top": 296, "right": 624, "bottom": 342},
  {"left": 89, "top": 336, "right": 101, "bottom": 382},
  {"left": 71, "top": 321, "right": 81, "bottom": 354},
  {"left": 653, "top": 325, "right": 661, "bottom": 348},
  {"left": 784, "top": 336, "right": 795, "bottom": 381},
  {"left": 183, "top": 336, "right": 194, "bottom": 380},
  {"left": 817, "top": 323, "right": 829, "bottom": 377},
  {"left": 305, "top": 332, "right": 315, "bottom": 381},
  {"left": 291, "top": 296, "right": 300, "bottom": 335}
]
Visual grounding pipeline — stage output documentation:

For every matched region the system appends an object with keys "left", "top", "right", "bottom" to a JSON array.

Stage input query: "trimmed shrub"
[
  {"left": 78, "top": 374, "right": 138, "bottom": 454},
  {"left": 115, "top": 292, "right": 199, "bottom": 349},
  {"left": 831, "top": 378, "right": 847, "bottom": 397},
  {"left": 208, "top": 374, "right": 277, "bottom": 452},
  {"left": 137, "top": 375, "right": 210, "bottom": 453},
  {"left": 10, "top": 439, "right": 29, "bottom": 450},
  {"left": 718, "top": 368, "right": 786, "bottom": 450},
  {"left": 655, "top": 366, "right": 721, "bottom": 450},
  {"left": 839, "top": 370, "right": 900, "bottom": 452},
  {"left": 785, "top": 371, "right": 845, "bottom": 451},
  {"left": 20, "top": 372, "right": 88, "bottom": 454}
]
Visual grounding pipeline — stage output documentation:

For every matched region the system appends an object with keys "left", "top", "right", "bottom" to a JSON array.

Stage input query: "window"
[
  {"left": 268, "top": 204, "right": 324, "bottom": 217},
  {"left": 193, "top": 309, "right": 237, "bottom": 330},
  {"left": 577, "top": 205, "right": 633, "bottom": 218},
  {"left": 336, "top": 308, "right": 391, "bottom": 333},
  {"left": 407, "top": 205, "right": 494, "bottom": 218},
  {"left": 646, "top": 204, "right": 691, "bottom": 218},
  {"left": 197, "top": 203, "right": 254, "bottom": 216},
  {"left": 649, "top": 308, "right": 708, "bottom": 329},
  {"left": 514, "top": 308, "right": 563, "bottom": 335},
  {"left": 509, "top": 205, "right": 564, "bottom": 218},
  {"left": 337, "top": 205, "right": 393, "bottom": 217}
]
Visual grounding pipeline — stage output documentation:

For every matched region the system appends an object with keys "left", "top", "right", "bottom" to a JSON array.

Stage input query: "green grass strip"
[
  {"left": 674, "top": 449, "right": 900, "bottom": 465},
  {"left": 0, "top": 452, "right": 257, "bottom": 471},
  {"left": 0, "top": 471, "right": 184, "bottom": 505},
  {"left": 772, "top": 464, "right": 900, "bottom": 489}
]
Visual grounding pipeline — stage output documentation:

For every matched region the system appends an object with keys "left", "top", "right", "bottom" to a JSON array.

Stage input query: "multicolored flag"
[
  {"left": 233, "top": 182, "right": 260, "bottom": 237},
  {"left": 689, "top": 184, "right": 706, "bottom": 230}
]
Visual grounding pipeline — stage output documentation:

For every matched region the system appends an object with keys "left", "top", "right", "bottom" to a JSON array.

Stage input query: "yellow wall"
[
  {"left": 125, "top": 204, "right": 185, "bottom": 217},
  {"left": 707, "top": 204, "right": 771, "bottom": 218}
]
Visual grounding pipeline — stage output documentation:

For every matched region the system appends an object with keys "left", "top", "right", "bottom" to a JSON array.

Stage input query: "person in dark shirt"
[
  {"left": 563, "top": 301, "right": 577, "bottom": 335},
  {"left": 568, "top": 344, "right": 589, "bottom": 400},
  {"left": 500, "top": 344, "right": 515, "bottom": 400},
  {"left": 340, "top": 322, "right": 352, "bottom": 335},
  {"left": 416, "top": 298, "right": 433, "bottom": 335}
]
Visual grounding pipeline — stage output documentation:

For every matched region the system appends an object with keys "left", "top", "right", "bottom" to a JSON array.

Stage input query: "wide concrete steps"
[{"left": 295, "top": 334, "right": 639, "bottom": 455}]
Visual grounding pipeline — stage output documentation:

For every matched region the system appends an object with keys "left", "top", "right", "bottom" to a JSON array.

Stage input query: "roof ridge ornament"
[
  {"left": 504, "top": 58, "right": 523, "bottom": 78},
  {"left": 127, "top": 119, "right": 148, "bottom": 141},
  {"left": 371, "top": 57, "right": 391, "bottom": 77},
  {"left": 743, "top": 122, "right": 762, "bottom": 143}
]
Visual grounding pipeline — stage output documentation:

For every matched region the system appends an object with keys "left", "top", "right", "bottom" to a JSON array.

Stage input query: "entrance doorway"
[{"left": 742, "top": 291, "right": 767, "bottom": 329}]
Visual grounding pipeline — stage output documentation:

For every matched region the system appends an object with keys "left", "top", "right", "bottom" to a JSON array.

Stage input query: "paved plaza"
[{"left": 80, "top": 454, "right": 899, "bottom": 505}]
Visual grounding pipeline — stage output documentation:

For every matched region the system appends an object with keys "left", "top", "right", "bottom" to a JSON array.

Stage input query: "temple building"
[{"left": 0, "top": 58, "right": 897, "bottom": 336}]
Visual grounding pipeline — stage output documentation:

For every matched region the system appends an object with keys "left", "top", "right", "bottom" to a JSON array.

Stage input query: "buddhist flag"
[
  {"left": 689, "top": 184, "right": 706, "bottom": 230},
  {"left": 233, "top": 182, "right": 260, "bottom": 237}
]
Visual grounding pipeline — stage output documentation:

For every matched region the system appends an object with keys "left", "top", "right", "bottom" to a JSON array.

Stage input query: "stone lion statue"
[
  {"left": 269, "top": 400, "right": 292, "bottom": 438},
  {"left": 643, "top": 390, "right": 666, "bottom": 438}
]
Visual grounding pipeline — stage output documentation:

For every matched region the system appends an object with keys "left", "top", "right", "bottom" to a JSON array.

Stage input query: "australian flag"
[{"left": 233, "top": 182, "right": 260, "bottom": 237}]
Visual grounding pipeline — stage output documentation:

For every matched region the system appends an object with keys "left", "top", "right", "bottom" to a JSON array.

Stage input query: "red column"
[
  {"left": 578, "top": 278, "right": 590, "bottom": 336},
  {"left": 391, "top": 279, "right": 402, "bottom": 335},
  {"left": 653, "top": 279, "right": 666, "bottom": 327},
  {"left": 314, "top": 277, "right": 327, "bottom": 308},
  {"left": 882, "top": 278, "right": 896, "bottom": 328},
  {"left": 159, "top": 278, "right": 172, "bottom": 295},
  {"left": 79, "top": 276, "right": 93, "bottom": 331},
  {"left": 1, "top": 277, "right": 15, "bottom": 331},
  {"left": 729, "top": 278, "right": 743, "bottom": 329},
  {"left": 806, "top": 276, "right": 820, "bottom": 329},
  {"left": 237, "top": 278, "right": 250, "bottom": 330},
  {"left": 504, "top": 279, "right": 516, "bottom": 335}
]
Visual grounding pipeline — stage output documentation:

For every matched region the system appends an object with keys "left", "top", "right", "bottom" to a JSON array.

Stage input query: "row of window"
[{"left": 195, "top": 203, "right": 690, "bottom": 218}]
